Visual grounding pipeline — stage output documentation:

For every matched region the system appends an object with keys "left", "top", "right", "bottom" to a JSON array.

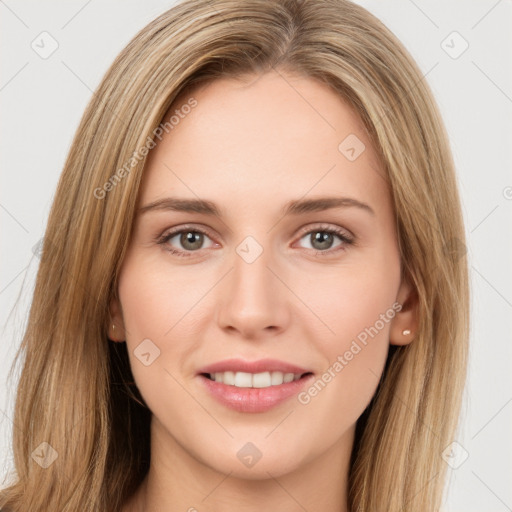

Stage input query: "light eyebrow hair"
[
  {"left": 138, "top": 196, "right": 375, "bottom": 217},
  {"left": 282, "top": 196, "right": 375, "bottom": 216},
  {"left": 138, "top": 198, "right": 221, "bottom": 216}
]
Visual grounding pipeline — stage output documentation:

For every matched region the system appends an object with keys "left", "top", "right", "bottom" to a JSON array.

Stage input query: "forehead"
[{"left": 138, "top": 70, "right": 388, "bottom": 216}]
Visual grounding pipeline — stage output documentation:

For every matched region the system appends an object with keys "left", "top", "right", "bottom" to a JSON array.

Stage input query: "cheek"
[
  {"left": 118, "top": 253, "right": 195, "bottom": 339},
  {"left": 293, "top": 249, "right": 400, "bottom": 347},
  {"left": 293, "top": 251, "right": 400, "bottom": 415},
  {"left": 116, "top": 254, "right": 187, "bottom": 388},
  {"left": 291, "top": 298, "right": 394, "bottom": 453}
]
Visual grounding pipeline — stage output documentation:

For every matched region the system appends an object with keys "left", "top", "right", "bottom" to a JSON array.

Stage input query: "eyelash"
[{"left": 156, "top": 224, "right": 355, "bottom": 258}]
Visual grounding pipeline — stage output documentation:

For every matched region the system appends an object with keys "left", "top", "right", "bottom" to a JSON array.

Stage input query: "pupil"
[
  {"left": 181, "top": 232, "right": 203, "bottom": 250},
  {"left": 312, "top": 231, "right": 332, "bottom": 250}
]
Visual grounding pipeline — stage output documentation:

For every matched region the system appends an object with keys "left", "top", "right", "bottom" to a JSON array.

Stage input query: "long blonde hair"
[{"left": 0, "top": 0, "right": 469, "bottom": 510}]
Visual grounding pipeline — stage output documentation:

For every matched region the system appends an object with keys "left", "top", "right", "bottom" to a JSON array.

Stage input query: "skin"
[{"left": 111, "top": 70, "right": 418, "bottom": 512}]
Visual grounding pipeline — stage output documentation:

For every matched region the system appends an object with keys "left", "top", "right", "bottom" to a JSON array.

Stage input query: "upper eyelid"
[
  {"left": 160, "top": 224, "right": 216, "bottom": 241},
  {"left": 296, "top": 223, "right": 353, "bottom": 239}
]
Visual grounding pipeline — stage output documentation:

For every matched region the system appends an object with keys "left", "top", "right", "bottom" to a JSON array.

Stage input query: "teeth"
[
  {"left": 234, "top": 371, "right": 253, "bottom": 387},
  {"left": 208, "top": 371, "right": 303, "bottom": 388},
  {"left": 223, "top": 371, "right": 235, "bottom": 385}
]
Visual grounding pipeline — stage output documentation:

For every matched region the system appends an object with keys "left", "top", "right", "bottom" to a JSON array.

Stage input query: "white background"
[{"left": 1, "top": 1, "right": 511, "bottom": 510}]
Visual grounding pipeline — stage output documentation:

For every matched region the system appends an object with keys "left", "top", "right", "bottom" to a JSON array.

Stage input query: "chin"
[{"left": 197, "top": 441, "right": 308, "bottom": 480}]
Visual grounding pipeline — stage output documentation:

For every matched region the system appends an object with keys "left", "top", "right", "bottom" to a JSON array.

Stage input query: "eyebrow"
[{"left": 138, "top": 196, "right": 375, "bottom": 217}]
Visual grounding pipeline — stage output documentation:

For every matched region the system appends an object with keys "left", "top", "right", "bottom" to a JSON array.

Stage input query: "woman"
[{"left": 0, "top": 0, "right": 469, "bottom": 510}]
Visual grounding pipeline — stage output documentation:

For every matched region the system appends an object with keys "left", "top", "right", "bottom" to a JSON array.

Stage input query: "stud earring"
[
  {"left": 112, "top": 324, "right": 116, "bottom": 331},
  {"left": 402, "top": 329, "right": 411, "bottom": 336}
]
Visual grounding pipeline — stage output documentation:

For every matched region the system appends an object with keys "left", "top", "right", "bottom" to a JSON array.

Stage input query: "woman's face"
[{"left": 112, "top": 70, "right": 416, "bottom": 480}]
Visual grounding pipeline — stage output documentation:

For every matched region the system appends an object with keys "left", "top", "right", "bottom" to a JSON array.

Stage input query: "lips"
[
  {"left": 197, "top": 358, "right": 312, "bottom": 375},
  {"left": 196, "top": 358, "right": 314, "bottom": 413}
]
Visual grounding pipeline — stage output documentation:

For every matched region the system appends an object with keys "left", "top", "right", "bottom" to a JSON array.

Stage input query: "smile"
[
  {"left": 196, "top": 360, "right": 314, "bottom": 413},
  {"left": 203, "top": 370, "right": 308, "bottom": 388}
]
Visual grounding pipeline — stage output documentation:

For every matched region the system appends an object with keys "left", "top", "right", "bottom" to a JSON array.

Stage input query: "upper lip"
[{"left": 197, "top": 358, "right": 312, "bottom": 376}]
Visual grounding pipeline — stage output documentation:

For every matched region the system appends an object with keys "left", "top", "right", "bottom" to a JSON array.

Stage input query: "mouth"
[
  {"left": 197, "top": 368, "right": 315, "bottom": 413},
  {"left": 200, "top": 370, "right": 314, "bottom": 388}
]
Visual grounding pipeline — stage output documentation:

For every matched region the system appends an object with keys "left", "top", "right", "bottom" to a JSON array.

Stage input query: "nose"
[{"left": 216, "top": 243, "right": 291, "bottom": 339}]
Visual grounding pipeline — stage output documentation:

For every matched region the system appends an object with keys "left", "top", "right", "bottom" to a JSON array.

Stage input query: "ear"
[
  {"left": 389, "top": 275, "right": 419, "bottom": 346},
  {"left": 108, "top": 294, "right": 126, "bottom": 342}
]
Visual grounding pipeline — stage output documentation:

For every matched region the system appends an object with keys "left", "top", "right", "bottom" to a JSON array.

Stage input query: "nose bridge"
[{"left": 217, "top": 235, "right": 290, "bottom": 336}]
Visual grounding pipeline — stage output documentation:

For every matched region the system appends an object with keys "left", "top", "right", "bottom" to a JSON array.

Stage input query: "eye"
[
  {"left": 156, "top": 223, "right": 354, "bottom": 258},
  {"left": 157, "top": 226, "right": 217, "bottom": 257},
  {"left": 295, "top": 224, "right": 354, "bottom": 255}
]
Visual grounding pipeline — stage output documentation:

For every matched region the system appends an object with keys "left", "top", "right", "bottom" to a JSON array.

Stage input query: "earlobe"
[
  {"left": 389, "top": 277, "right": 419, "bottom": 346},
  {"left": 108, "top": 296, "right": 126, "bottom": 342}
]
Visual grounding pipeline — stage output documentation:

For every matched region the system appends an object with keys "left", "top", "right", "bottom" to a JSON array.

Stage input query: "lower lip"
[{"left": 198, "top": 374, "right": 314, "bottom": 413}]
